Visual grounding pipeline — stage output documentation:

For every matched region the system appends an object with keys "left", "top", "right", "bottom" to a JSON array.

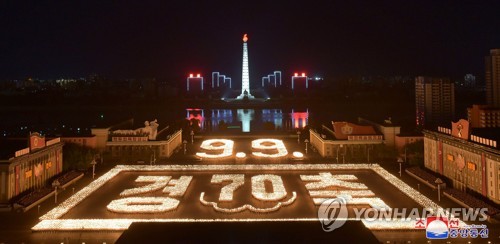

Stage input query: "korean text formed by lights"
[
  {"left": 300, "top": 172, "right": 390, "bottom": 209},
  {"left": 33, "top": 164, "right": 466, "bottom": 231},
  {"left": 196, "top": 74, "right": 201, "bottom": 78},
  {"left": 200, "top": 174, "right": 296, "bottom": 213},
  {"left": 189, "top": 74, "right": 194, "bottom": 78}
]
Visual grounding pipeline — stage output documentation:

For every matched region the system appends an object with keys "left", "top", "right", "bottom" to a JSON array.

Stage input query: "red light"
[
  {"left": 301, "top": 73, "right": 306, "bottom": 77},
  {"left": 294, "top": 73, "right": 298, "bottom": 77},
  {"left": 189, "top": 74, "right": 193, "bottom": 78},
  {"left": 196, "top": 74, "right": 201, "bottom": 78}
]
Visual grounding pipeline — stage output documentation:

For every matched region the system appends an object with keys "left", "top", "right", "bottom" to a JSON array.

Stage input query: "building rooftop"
[
  {"left": 106, "top": 118, "right": 174, "bottom": 141},
  {"left": 358, "top": 117, "right": 401, "bottom": 127},
  {"left": 331, "top": 121, "right": 379, "bottom": 140},
  {"left": 468, "top": 104, "right": 500, "bottom": 111},
  {"left": 397, "top": 131, "right": 423, "bottom": 137},
  {"left": 470, "top": 127, "right": 500, "bottom": 142}
]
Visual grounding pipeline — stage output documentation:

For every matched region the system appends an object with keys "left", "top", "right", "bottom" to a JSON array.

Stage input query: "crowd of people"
[
  {"left": 14, "top": 170, "right": 83, "bottom": 208},
  {"left": 406, "top": 167, "right": 440, "bottom": 187},
  {"left": 56, "top": 171, "right": 83, "bottom": 186},
  {"left": 444, "top": 188, "right": 500, "bottom": 217},
  {"left": 15, "top": 187, "right": 52, "bottom": 207},
  {"left": 407, "top": 167, "right": 500, "bottom": 217}
]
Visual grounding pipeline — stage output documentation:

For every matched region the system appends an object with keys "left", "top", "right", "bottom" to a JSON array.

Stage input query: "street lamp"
[
  {"left": 90, "top": 159, "right": 97, "bottom": 179},
  {"left": 304, "top": 139, "right": 309, "bottom": 154},
  {"left": 190, "top": 130, "right": 194, "bottom": 144},
  {"left": 150, "top": 146, "right": 153, "bottom": 166},
  {"left": 297, "top": 131, "right": 301, "bottom": 143},
  {"left": 183, "top": 140, "right": 187, "bottom": 155},
  {"left": 336, "top": 146, "right": 339, "bottom": 164},
  {"left": 150, "top": 149, "right": 156, "bottom": 165},
  {"left": 367, "top": 147, "right": 371, "bottom": 164},
  {"left": 52, "top": 179, "right": 60, "bottom": 204},
  {"left": 397, "top": 157, "right": 404, "bottom": 177},
  {"left": 435, "top": 178, "right": 444, "bottom": 202}
]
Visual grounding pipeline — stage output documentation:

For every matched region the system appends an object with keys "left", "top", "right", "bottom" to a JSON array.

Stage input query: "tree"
[
  {"left": 405, "top": 140, "right": 424, "bottom": 166},
  {"left": 373, "top": 144, "right": 399, "bottom": 161},
  {"left": 63, "top": 143, "right": 97, "bottom": 171}
]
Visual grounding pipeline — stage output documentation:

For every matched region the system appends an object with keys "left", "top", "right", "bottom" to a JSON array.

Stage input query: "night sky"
[{"left": 1, "top": 1, "right": 500, "bottom": 81}]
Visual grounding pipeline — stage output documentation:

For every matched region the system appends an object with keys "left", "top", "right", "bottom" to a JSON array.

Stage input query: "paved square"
[{"left": 33, "top": 164, "right": 449, "bottom": 231}]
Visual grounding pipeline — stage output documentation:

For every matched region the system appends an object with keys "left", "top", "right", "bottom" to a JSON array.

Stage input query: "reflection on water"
[
  {"left": 186, "top": 108, "right": 205, "bottom": 129},
  {"left": 291, "top": 109, "right": 309, "bottom": 129},
  {"left": 237, "top": 109, "right": 254, "bottom": 132},
  {"left": 263, "top": 109, "right": 284, "bottom": 131},
  {"left": 185, "top": 108, "right": 308, "bottom": 132}
]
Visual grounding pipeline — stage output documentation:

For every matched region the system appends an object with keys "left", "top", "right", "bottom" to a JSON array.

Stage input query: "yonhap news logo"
[{"left": 317, "top": 197, "right": 348, "bottom": 232}]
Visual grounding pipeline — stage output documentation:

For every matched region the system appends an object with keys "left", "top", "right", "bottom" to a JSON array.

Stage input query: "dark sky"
[{"left": 1, "top": 1, "right": 500, "bottom": 81}]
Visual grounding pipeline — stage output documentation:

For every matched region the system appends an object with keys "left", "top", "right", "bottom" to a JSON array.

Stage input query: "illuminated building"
[
  {"left": 467, "top": 104, "right": 500, "bottom": 128},
  {"left": 485, "top": 49, "right": 500, "bottom": 107},
  {"left": 262, "top": 77, "right": 269, "bottom": 87},
  {"left": 90, "top": 119, "right": 181, "bottom": 161},
  {"left": 262, "top": 71, "right": 282, "bottom": 87},
  {"left": 415, "top": 76, "right": 455, "bottom": 127},
  {"left": 186, "top": 73, "right": 204, "bottom": 92},
  {"left": 60, "top": 135, "right": 97, "bottom": 148},
  {"left": 236, "top": 34, "right": 254, "bottom": 99},
  {"left": 423, "top": 119, "right": 500, "bottom": 204},
  {"left": 291, "top": 72, "right": 308, "bottom": 90},
  {"left": 310, "top": 122, "right": 383, "bottom": 159},
  {"left": 358, "top": 118, "right": 401, "bottom": 147},
  {"left": 331, "top": 121, "right": 381, "bottom": 140},
  {"left": 211, "top": 72, "right": 232, "bottom": 89},
  {"left": 357, "top": 118, "right": 423, "bottom": 151},
  {"left": 0, "top": 133, "right": 63, "bottom": 203}
]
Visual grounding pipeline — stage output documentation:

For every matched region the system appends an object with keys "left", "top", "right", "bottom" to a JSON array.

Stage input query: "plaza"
[
  {"left": 33, "top": 163, "right": 432, "bottom": 231},
  {"left": 0, "top": 129, "right": 498, "bottom": 243}
]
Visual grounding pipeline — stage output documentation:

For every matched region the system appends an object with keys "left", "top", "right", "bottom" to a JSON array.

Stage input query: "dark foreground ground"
[{"left": 116, "top": 221, "right": 379, "bottom": 243}]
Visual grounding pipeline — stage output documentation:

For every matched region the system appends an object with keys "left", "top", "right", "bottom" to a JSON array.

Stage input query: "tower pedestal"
[{"left": 236, "top": 92, "right": 255, "bottom": 100}]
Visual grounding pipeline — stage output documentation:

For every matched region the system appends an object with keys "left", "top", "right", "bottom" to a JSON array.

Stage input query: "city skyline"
[{"left": 1, "top": 1, "right": 500, "bottom": 80}]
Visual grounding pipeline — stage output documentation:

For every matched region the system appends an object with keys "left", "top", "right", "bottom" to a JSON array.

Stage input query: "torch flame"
[{"left": 243, "top": 34, "right": 248, "bottom": 42}]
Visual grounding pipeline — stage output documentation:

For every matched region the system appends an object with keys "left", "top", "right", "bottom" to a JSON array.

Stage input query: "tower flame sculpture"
[{"left": 236, "top": 34, "right": 254, "bottom": 99}]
